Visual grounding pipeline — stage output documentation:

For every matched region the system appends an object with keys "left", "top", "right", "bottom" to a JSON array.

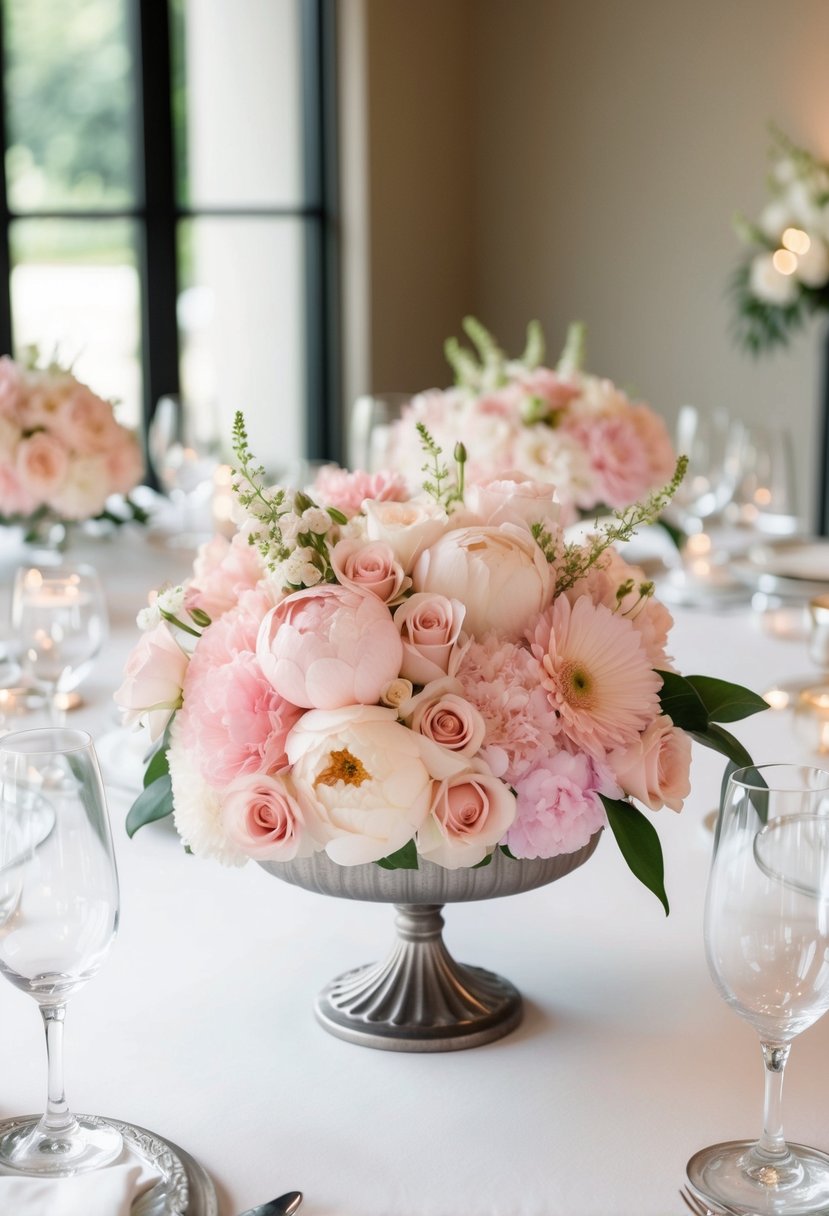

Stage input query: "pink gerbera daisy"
[{"left": 529, "top": 595, "right": 662, "bottom": 758}]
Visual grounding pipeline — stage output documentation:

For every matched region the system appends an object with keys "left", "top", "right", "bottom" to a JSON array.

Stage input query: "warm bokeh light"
[
  {"left": 772, "top": 248, "right": 798, "bottom": 275},
  {"left": 782, "top": 227, "right": 811, "bottom": 255}
]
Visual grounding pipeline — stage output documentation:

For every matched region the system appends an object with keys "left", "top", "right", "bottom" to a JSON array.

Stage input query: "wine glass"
[
  {"left": 730, "top": 422, "right": 800, "bottom": 536},
  {"left": 347, "top": 392, "right": 412, "bottom": 472},
  {"left": 687, "top": 764, "right": 829, "bottom": 1214},
  {"left": 12, "top": 563, "right": 108, "bottom": 725},
  {"left": 0, "top": 727, "right": 121, "bottom": 1173}
]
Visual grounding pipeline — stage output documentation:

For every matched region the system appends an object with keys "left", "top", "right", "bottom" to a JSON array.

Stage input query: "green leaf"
[
  {"left": 499, "top": 843, "right": 518, "bottom": 860},
  {"left": 601, "top": 795, "right": 669, "bottom": 915},
  {"left": 653, "top": 515, "right": 684, "bottom": 552},
  {"left": 689, "top": 723, "right": 753, "bottom": 770},
  {"left": 375, "top": 839, "right": 419, "bottom": 870},
  {"left": 655, "top": 670, "right": 708, "bottom": 732},
  {"left": 143, "top": 744, "right": 170, "bottom": 788},
  {"left": 686, "top": 675, "right": 769, "bottom": 724},
  {"left": 126, "top": 774, "right": 173, "bottom": 838},
  {"left": 472, "top": 852, "right": 493, "bottom": 869}
]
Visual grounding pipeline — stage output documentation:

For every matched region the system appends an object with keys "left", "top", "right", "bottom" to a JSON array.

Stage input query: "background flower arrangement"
[
  {"left": 0, "top": 350, "right": 146, "bottom": 537},
  {"left": 732, "top": 127, "right": 829, "bottom": 353},
  {"left": 118, "top": 415, "right": 765, "bottom": 914},
  {"left": 380, "top": 318, "right": 677, "bottom": 525}
]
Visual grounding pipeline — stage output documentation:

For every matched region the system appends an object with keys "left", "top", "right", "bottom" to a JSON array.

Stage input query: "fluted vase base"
[{"left": 315, "top": 903, "right": 522, "bottom": 1052}]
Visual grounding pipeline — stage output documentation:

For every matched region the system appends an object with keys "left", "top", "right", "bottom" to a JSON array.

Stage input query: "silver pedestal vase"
[{"left": 260, "top": 833, "right": 600, "bottom": 1052}]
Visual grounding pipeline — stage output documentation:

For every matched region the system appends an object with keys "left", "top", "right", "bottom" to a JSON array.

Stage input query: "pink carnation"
[
  {"left": 455, "top": 635, "right": 560, "bottom": 784},
  {"left": 563, "top": 414, "right": 652, "bottom": 509},
  {"left": 566, "top": 547, "right": 674, "bottom": 670},
  {"left": 186, "top": 531, "right": 265, "bottom": 621},
  {"left": 628, "top": 403, "right": 676, "bottom": 484},
  {"left": 507, "top": 749, "right": 611, "bottom": 859},
  {"left": 178, "top": 590, "right": 303, "bottom": 788},
  {"left": 311, "top": 465, "right": 408, "bottom": 518}
]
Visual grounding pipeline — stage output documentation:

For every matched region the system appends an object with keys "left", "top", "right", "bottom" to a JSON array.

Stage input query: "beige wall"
[{"left": 344, "top": 0, "right": 829, "bottom": 522}]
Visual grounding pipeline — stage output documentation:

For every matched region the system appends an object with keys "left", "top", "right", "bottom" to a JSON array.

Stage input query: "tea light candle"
[{"left": 794, "top": 686, "right": 829, "bottom": 753}]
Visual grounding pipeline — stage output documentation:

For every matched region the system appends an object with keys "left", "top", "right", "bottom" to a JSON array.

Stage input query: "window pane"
[
  {"left": 172, "top": 0, "right": 303, "bottom": 208},
  {"left": 10, "top": 219, "right": 142, "bottom": 429},
  {"left": 4, "top": 0, "right": 138, "bottom": 211},
  {"left": 178, "top": 217, "right": 305, "bottom": 471}
]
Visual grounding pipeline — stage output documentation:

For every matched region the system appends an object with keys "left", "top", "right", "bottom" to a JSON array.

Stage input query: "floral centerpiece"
[
  {"left": 374, "top": 317, "right": 677, "bottom": 525},
  {"left": 0, "top": 351, "right": 146, "bottom": 540},
  {"left": 731, "top": 128, "right": 829, "bottom": 353},
  {"left": 117, "top": 415, "right": 765, "bottom": 916}
]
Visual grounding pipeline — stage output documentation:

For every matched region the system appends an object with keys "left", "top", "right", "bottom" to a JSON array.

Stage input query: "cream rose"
[
  {"left": 393, "top": 592, "right": 466, "bottom": 684},
  {"left": 416, "top": 760, "right": 517, "bottom": 869},
  {"left": 363, "top": 498, "right": 450, "bottom": 572},
  {"left": 413, "top": 523, "right": 554, "bottom": 641},
  {"left": 608, "top": 715, "right": 692, "bottom": 812}
]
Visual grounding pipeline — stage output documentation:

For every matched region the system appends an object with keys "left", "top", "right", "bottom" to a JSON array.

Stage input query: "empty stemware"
[
  {"left": 347, "top": 392, "right": 412, "bottom": 473},
  {"left": 687, "top": 763, "right": 829, "bottom": 1214},
  {"left": 0, "top": 727, "right": 121, "bottom": 1174}
]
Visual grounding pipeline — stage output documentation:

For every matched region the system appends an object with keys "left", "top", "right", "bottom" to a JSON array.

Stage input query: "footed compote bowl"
[{"left": 260, "top": 833, "right": 600, "bottom": 1052}]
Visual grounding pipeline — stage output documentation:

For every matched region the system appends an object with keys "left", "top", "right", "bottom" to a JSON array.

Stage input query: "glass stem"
[
  {"left": 40, "top": 1003, "right": 73, "bottom": 1133},
  {"left": 758, "top": 1040, "right": 791, "bottom": 1158}
]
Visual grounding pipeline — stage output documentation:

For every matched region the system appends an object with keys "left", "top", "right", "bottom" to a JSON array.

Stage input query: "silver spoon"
[{"left": 238, "top": 1191, "right": 303, "bottom": 1216}]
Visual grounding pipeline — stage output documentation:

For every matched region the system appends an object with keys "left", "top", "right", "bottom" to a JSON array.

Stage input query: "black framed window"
[{"left": 0, "top": 0, "right": 340, "bottom": 474}]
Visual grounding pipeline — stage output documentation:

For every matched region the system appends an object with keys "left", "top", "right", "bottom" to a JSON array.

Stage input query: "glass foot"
[
  {"left": 688, "top": 1139, "right": 829, "bottom": 1214},
  {"left": 0, "top": 1114, "right": 123, "bottom": 1176}
]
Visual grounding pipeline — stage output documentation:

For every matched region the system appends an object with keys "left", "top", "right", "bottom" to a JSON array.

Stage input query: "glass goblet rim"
[
  {"left": 729, "top": 762, "right": 829, "bottom": 794},
  {"left": 753, "top": 810, "right": 829, "bottom": 899},
  {"left": 0, "top": 726, "right": 93, "bottom": 756}
]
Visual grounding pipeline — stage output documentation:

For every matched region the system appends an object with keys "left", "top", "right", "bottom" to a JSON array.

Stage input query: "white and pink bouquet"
[
  {"left": 380, "top": 318, "right": 676, "bottom": 525},
  {"left": 117, "top": 416, "right": 764, "bottom": 912},
  {"left": 0, "top": 353, "right": 145, "bottom": 534}
]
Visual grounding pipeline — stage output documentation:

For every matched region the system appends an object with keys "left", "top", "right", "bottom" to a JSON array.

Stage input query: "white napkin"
[{"left": 0, "top": 1157, "right": 158, "bottom": 1215}]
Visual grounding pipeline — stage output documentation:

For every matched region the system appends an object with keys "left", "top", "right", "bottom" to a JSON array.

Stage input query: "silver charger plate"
[{"left": 0, "top": 1115, "right": 218, "bottom": 1215}]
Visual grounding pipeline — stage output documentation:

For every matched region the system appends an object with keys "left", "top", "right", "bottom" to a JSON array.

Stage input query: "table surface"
[{"left": 0, "top": 527, "right": 826, "bottom": 1216}]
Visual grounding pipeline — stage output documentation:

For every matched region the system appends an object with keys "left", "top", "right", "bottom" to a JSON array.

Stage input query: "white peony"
[{"left": 749, "top": 252, "right": 799, "bottom": 306}]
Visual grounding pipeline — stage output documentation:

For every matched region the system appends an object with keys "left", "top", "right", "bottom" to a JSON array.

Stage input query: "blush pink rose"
[
  {"left": 220, "top": 771, "right": 314, "bottom": 861},
  {"left": 413, "top": 523, "right": 554, "bottom": 642},
  {"left": 114, "top": 621, "right": 190, "bottom": 741},
  {"left": 16, "top": 432, "right": 69, "bottom": 503},
  {"left": 257, "top": 584, "right": 403, "bottom": 710},
  {"left": 52, "top": 387, "right": 121, "bottom": 454},
  {"left": 402, "top": 676, "right": 486, "bottom": 757},
  {"left": 393, "top": 592, "right": 466, "bottom": 684},
  {"left": 508, "top": 750, "right": 611, "bottom": 860},
  {"left": 330, "top": 538, "right": 409, "bottom": 603},
  {"left": 104, "top": 431, "right": 144, "bottom": 495},
  {"left": 608, "top": 714, "right": 692, "bottom": 812},
  {"left": 416, "top": 761, "right": 516, "bottom": 869}
]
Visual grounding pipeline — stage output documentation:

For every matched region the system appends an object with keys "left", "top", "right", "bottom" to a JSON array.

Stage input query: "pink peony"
[
  {"left": 455, "top": 635, "right": 559, "bottom": 784},
  {"left": 417, "top": 761, "right": 517, "bottom": 869},
  {"left": 16, "top": 431, "right": 69, "bottom": 502},
  {"left": 311, "top": 465, "right": 408, "bottom": 518},
  {"left": 286, "top": 704, "right": 447, "bottom": 864},
  {"left": 507, "top": 749, "right": 610, "bottom": 859},
  {"left": 178, "top": 591, "right": 302, "bottom": 787},
  {"left": 628, "top": 403, "right": 676, "bottom": 484},
  {"left": 402, "top": 676, "right": 486, "bottom": 757},
  {"left": 257, "top": 584, "right": 403, "bottom": 710},
  {"left": 530, "top": 595, "right": 662, "bottom": 758},
  {"left": 115, "top": 621, "right": 190, "bottom": 741},
  {"left": 393, "top": 591, "right": 466, "bottom": 684},
  {"left": 414, "top": 523, "right": 554, "bottom": 642},
  {"left": 330, "top": 538, "right": 409, "bottom": 603},
  {"left": 220, "top": 771, "right": 313, "bottom": 861},
  {"left": 608, "top": 714, "right": 692, "bottom": 812},
  {"left": 186, "top": 531, "right": 265, "bottom": 621}
]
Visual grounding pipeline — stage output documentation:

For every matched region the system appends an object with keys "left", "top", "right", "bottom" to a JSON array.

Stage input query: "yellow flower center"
[{"left": 315, "top": 747, "right": 372, "bottom": 789}]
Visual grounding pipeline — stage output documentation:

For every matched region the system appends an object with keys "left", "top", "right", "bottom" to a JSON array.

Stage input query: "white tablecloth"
[{"left": 1, "top": 530, "right": 827, "bottom": 1216}]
